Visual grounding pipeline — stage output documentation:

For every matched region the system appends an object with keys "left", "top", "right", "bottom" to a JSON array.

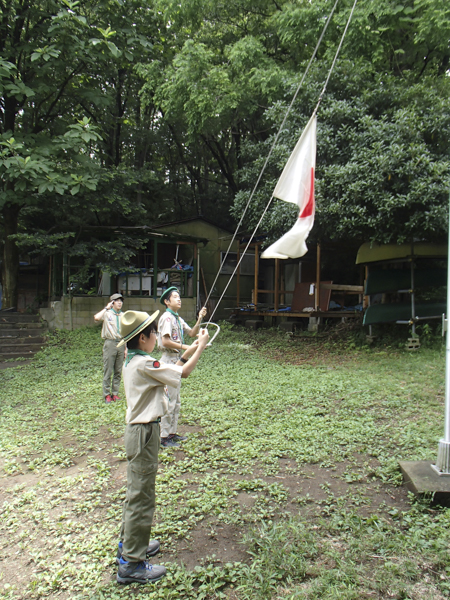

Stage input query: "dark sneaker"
[
  {"left": 160, "top": 437, "right": 180, "bottom": 448},
  {"left": 112, "top": 395, "right": 120, "bottom": 402},
  {"left": 117, "top": 558, "right": 167, "bottom": 584},
  {"left": 170, "top": 433, "right": 188, "bottom": 442},
  {"left": 105, "top": 394, "right": 113, "bottom": 404},
  {"left": 116, "top": 540, "right": 160, "bottom": 565}
]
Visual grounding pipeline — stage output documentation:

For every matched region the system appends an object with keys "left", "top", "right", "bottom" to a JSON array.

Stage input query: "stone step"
[
  {"left": 0, "top": 313, "right": 47, "bottom": 360},
  {"left": 0, "top": 321, "right": 47, "bottom": 330},
  {"left": 0, "top": 350, "right": 41, "bottom": 361},
  {"left": 0, "top": 312, "right": 40, "bottom": 324},
  {"left": 0, "top": 336, "right": 46, "bottom": 346},
  {"left": 0, "top": 341, "right": 44, "bottom": 351},
  {"left": 0, "top": 327, "right": 47, "bottom": 337}
]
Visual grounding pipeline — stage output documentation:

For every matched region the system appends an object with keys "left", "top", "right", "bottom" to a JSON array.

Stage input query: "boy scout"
[
  {"left": 115, "top": 310, "right": 209, "bottom": 584},
  {"left": 94, "top": 293, "right": 125, "bottom": 403},
  {"left": 157, "top": 287, "right": 207, "bottom": 447}
]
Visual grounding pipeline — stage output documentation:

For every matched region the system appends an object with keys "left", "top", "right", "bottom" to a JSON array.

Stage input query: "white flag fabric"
[{"left": 261, "top": 114, "right": 316, "bottom": 259}]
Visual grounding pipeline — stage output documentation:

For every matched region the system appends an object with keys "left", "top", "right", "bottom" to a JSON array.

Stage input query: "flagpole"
[{"left": 432, "top": 187, "right": 450, "bottom": 475}]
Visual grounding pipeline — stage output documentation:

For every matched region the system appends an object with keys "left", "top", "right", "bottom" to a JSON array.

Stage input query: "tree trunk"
[{"left": 1, "top": 203, "right": 20, "bottom": 309}]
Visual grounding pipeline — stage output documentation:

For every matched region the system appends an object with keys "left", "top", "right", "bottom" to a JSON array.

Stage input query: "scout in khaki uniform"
[
  {"left": 115, "top": 310, "right": 209, "bottom": 584},
  {"left": 157, "top": 287, "right": 207, "bottom": 448},
  {"left": 94, "top": 293, "right": 125, "bottom": 403}
]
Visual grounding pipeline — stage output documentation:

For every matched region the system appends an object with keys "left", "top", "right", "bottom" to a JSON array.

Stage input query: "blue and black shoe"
[
  {"left": 160, "top": 437, "right": 180, "bottom": 448},
  {"left": 170, "top": 433, "right": 188, "bottom": 442},
  {"left": 117, "top": 557, "right": 167, "bottom": 584}
]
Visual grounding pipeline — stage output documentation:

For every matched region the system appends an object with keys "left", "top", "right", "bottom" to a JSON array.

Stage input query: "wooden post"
[
  {"left": 236, "top": 244, "right": 240, "bottom": 306},
  {"left": 274, "top": 258, "right": 279, "bottom": 311},
  {"left": 153, "top": 238, "right": 158, "bottom": 297},
  {"left": 315, "top": 243, "right": 321, "bottom": 310},
  {"left": 201, "top": 268, "right": 212, "bottom": 316},
  {"left": 363, "top": 265, "right": 369, "bottom": 309},
  {"left": 254, "top": 244, "right": 259, "bottom": 307}
]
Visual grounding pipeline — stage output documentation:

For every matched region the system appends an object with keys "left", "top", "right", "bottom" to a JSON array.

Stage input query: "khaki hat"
[
  {"left": 160, "top": 286, "right": 179, "bottom": 305},
  {"left": 110, "top": 293, "right": 124, "bottom": 302},
  {"left": 117, "top": 310, "right": 160, "bottom": 348}
]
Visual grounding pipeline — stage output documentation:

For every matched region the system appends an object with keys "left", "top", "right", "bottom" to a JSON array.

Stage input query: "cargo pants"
[
  {"left": 102, "top": 338, "right": 125, "bottom": 397},
  {"left": 119, "top": 421, "right": 160, "bottom": 562}
]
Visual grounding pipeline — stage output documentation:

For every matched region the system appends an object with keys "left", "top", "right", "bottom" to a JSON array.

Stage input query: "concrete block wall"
[{"left": 40, "top": 296, "right": 199, "bottom": 330}]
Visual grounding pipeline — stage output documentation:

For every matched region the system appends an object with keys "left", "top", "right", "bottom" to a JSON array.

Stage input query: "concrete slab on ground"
[{"left": 399, "top": 460, "right": 450, "bottom": 505}]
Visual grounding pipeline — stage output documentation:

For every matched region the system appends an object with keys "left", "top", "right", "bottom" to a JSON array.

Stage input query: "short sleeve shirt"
[
  {"left": 100, "top": 309, "right": 123, "bottom": 341},
  {"left": 157, "top": 311, "right": 191, "bottom": 355},
  {"left": 123, "top": 354, "right": 183, "bottom": 424}
]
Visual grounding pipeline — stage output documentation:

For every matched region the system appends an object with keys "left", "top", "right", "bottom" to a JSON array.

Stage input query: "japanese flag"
[{"left": 261, "top": 114, "right": 316, "bottom": 259}]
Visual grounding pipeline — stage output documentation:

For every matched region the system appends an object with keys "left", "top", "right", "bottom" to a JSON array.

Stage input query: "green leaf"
[{"left": 106, "top": 41, "right": 121, "bottom": 57}]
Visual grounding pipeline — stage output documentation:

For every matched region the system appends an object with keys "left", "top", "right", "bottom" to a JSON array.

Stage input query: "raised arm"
[
  {"left": 94, "top": 301, "right": 114, "bottom": 321},
  {"left": 187, "top": 306, "right": 207, "bottom": 338}
]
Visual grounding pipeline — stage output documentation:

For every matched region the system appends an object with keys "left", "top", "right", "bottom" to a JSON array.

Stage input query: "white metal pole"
[
  {"left": 444, "top": 189, "right": 450, "bottom": 442},
  {"left": 433, "top": 189, "right": 450, "bottom": 474}
]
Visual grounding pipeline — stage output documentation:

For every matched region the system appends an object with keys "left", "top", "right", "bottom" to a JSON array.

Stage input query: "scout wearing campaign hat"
[
  {"left": 117, "top": 310, "right": 160, "bottom": 348},
  {"left": 115, "top": 307, "right": 209, "bottom": 585}
]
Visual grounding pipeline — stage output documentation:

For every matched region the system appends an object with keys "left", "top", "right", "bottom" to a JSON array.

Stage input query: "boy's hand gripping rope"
[{"left": 199, "top": 322, "right": 221, "bottom": 347}]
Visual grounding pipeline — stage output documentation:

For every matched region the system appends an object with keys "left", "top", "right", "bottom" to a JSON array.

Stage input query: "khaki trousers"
[
  {"left": 120, "top": 422, "right": 160, "bottom": 562},
  {"left": 102, "top": 338, "right": 125, "bottom": 397},
  {"left": 159, "top": 354, "right": 181, "bottom": 438}
]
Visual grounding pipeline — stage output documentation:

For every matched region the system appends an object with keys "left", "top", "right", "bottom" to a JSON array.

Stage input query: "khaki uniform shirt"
[
  {"left": 100, "top": 309, "right": 123, "bottom": 341},
  {"left": 157, "top": 310, "right": 191, "bottom": 355},
  {"left": 123, "top": 354, "right": 183, "bottom": 424}
]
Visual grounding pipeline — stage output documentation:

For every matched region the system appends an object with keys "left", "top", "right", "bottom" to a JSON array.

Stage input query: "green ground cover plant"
[{"left": 1, "top": 324, "right": 449, "bottom": 599}]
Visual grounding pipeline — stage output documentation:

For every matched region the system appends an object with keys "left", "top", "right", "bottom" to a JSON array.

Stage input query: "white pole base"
[{"left": 431, "top": 439, "right": 450, "bottom": 476}]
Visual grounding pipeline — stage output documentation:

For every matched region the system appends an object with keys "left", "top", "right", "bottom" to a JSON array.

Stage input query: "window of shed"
[{"left": 220, "top": 252, "right": 255, "bottom": 276}]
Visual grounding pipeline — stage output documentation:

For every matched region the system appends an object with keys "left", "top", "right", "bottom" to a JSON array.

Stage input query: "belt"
[{"left": 129, "top": 418, "right": 161, "bottom": 426}]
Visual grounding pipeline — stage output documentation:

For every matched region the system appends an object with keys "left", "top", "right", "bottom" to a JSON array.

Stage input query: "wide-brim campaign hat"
[
  {"left": 159, "top": 286, "right": 179, "bottom": 305},
  {"left": 110, "top": 293, "right": 124, "bottom": 301},
  {"left": 116, "top": 310, "right": 159, "bottom": 348}
]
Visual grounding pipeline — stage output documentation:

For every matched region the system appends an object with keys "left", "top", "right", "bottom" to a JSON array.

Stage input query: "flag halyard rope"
[
  {"left": 314, "top": 0, "right": 359, "bottom": 115},
  {"left": 206, "top": 0, "right": 358, "bottom": 323},
  {"left": 204, "top": 0, "right": 340, "bottom": 321}
]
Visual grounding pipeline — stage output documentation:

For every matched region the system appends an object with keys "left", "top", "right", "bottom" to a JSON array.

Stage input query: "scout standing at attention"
[
  {"left": 94, "top": 293, "right": 125, "bottom": 403},
  {"left": 158, "top": 286, "right": 207, "bottom": 448},
  {"left": 115, "top": 310, "right": 209, "bottom": 584}
]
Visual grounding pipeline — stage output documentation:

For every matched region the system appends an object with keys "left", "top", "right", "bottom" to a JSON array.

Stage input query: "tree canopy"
[{"left": 1, "top": 0, "right": 449, "bottom": 307}]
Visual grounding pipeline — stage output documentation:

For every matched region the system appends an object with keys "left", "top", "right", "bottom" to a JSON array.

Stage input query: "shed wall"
[{"left": 40, "top": 297, "right": 198, "bottom": 331}]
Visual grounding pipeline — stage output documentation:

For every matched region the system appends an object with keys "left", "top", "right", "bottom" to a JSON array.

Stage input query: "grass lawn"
[{"left": 1, "top": 323, "right": 450, "bottom": 599}]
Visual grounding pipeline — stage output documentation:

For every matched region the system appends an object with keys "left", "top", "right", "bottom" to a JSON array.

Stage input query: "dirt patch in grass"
[{"left": 0, "top": 438, "right": 412, "bottom": 595}]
